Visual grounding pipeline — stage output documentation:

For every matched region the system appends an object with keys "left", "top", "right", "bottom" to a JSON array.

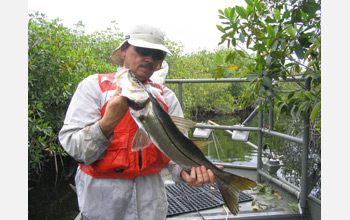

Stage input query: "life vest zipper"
[{"left": 138, "top": 150, "right": 142, "bottom": 169}]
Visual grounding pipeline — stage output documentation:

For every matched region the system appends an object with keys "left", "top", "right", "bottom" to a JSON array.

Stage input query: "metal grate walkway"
[{"left": 166, "top": 183, "right": 253, "bottom": 217}]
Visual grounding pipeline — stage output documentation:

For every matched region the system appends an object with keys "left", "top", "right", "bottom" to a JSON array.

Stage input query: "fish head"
[
  {"left": 115, "top": 67, "right": 150, "bottom": 108},
  {"left": 127, "top": 97, "right": 150, "bottom": 110}
]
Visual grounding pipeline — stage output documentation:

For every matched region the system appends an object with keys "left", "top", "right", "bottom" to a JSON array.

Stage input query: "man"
[{"left": 59, "top": 24, "right": 219, "bottom": 220}]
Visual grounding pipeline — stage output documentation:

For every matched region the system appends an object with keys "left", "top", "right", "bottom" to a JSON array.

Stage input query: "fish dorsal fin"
[
  {"left": 131, "top": 128, "right": 153, "bottom": 152},
  {"left": 192, "top": 140, "right": 213, "bottom": 152},
  {"left": 171, "top": 116, "right": 197, "bottom": 134}
]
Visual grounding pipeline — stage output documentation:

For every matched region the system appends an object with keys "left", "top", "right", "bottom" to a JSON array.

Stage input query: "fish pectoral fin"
[
  {"left": 170, "top": 116, "right": 197, "bottom": 134},
  {"left": 131, "top": 128, "right": 153, "bottom": 152},
  {"left": 192, "top": 139, "right": 213, "bottom": 152}
]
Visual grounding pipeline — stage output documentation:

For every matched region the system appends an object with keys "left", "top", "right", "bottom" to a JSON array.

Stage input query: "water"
[
  {"left": 28, "top": 113, "right": 320, "bottom": 219},
  {"left": 191, "top": 114, "right": 258, "bottom": 166},
  {"left": 196, "top": 114, "right": 321, "bottom": 200}
]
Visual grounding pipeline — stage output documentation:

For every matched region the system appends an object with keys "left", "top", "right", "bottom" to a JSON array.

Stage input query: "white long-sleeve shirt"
[{"left": 59, "top": 73, "right": 184, "bottom": 220}]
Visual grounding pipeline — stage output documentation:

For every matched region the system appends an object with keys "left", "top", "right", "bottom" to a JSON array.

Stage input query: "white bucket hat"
[{"left": 110, "top": 24, "right": 172, "bottom": 66}]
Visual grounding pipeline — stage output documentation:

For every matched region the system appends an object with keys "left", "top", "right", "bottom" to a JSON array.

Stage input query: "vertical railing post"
[
  {"left": 300, "top": 76, "right": 311, "bottom": 215},
  {"left": 178, "top": 82, "right": 183, "bottom": 109},
  {"left": 269, "top": 88, "right": 274, "bottom": 130},
  {"left": 257, "top": 100, "right": 263, "bottom": 183}
]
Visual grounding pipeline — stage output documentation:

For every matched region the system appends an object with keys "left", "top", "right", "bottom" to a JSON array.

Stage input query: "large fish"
[{"left": 115, "top": 68, "right": 257, "bottom": 215}]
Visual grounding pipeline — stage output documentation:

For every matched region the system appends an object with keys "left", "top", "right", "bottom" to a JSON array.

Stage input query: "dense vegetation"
[
  {"left": 216, "top": 0, "right": 321, "bottom": 134},
  {"left": 215, "top": 0, "right": 321, "bottom": 190},
  {"left": 28, "top": 13, "right": 123, "bottom": 176},
  {"left": 28, "top": 0, "right": 321, "bottom": 180}
]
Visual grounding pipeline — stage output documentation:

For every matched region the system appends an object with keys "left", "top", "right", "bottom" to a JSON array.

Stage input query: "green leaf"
[
  {"left": 236, "top": 6, "right": 247, "bottom": 19},
  {"left": 239, "top": 33, "right": 245, "bottom": 43},
  {"left": 225, "top": 52, "right": 235, "bottom": 63},
  {"left": 265, "top": 55, "right": 272, "bottom": 67},
  {"left": 246, "top": 5, "right": 253, "bottom": 15},
  {"left": 286, "top": 25, "right": 294, "bottom": 36},
  {"left": 267, "top": 25, "right": 274, "bottom": 37},
  {"left": 216, "top": 25, "right": 225, "bottom": 33},
  {"left": 271, "top": 51, "right": 284, "bottom": 58},
  {"left": 215, "top": 53, "right": 224, "bottom": 63},
  {"left": 273, "top": 26, "right": 279, "bottom": 37},
  {"left": 271, "top": 40, "right": 279, "bottom": 50},
  {"left": 265, "top": 16, "right": 276, "bottom": 23},
  {"left": 301, "top": 2, "right": 321, "bottom": 14},
  {"left": 311, "top": 101, "right": 321, "bottom": 123},
  {"left": 246, "top": 35, "right": 251, "bottom": 47},
  {"left": 224, "top": 8, "right": 230, "bottom": 18},
  {"left": 305, "top": 91, "right": 313, "bottom": 100},
  {"left": 226, "top": 7, "right": 235, "bottom": 22},
  {"left": 294, "top": 43, "right": 304, "bottom": 59},
  {"left": 274, "top": 9, "right": 281, "bottom": 21},
  {"left": 313, "top": 37, "right": 321, "bottom": 48},
  {"left": 247, "top": 74, "right": 259, "bottom": 82},
  {"left": 245, "top": 0, "right": 254, "bottom": 7},
  {"left": 307, "top": 60, "right": 317, "bottom": 67},
  {"left": 231, "top": 38, "right": 237, "bottom": 46},
  {"left": 255, "top": 0, "right": 262, "bottom": 12},
  {"left": 283, "top": 10, "right": 291, "bottom": 19},
  {"left": 219, "top": 32, "right": 231, "bottom": 43},
  {"left": 288, "top": 203, "right": 299, "bottom": 208},
  {"left": 273, "top": 93, "right": 281, "bottom": 101},
  {"left": 291, "top": 8, "right": 302, "bottom": 23},
  {"left": 263, "top": 77, "right": 272, "bottom": 88},
  {"left": 263, "top": 195, "right": 275, "bottom": 200},
  {"left": 214, "top": 66, "right": 225, "bottom": 79},
  {"left": 304, "top": 44, "right": 315, "bottom": 60},
  {"left": 237, "top": 50, "right": 247, "bottom": 58},
  {"left": 253, "top": 43, "right": 266, "bottom": 52}
]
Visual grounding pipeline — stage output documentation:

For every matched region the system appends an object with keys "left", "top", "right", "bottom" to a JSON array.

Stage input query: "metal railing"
[{"left": 164, "top": 76, "right": 319, "bottom": 216}]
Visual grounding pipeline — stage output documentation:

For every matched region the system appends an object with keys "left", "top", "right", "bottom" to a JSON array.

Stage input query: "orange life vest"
[{"left": 79, "top": 73, "right": 170, "bottom": 179}]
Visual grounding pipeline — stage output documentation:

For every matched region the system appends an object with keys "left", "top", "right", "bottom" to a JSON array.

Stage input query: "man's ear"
[{"left": 121, "top": 42, "right": 128, "bottom": 57}]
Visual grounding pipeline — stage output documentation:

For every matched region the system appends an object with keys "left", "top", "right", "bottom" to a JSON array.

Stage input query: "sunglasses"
[{"left": 134, "top": 47, "right": 166, "bottom": 61}]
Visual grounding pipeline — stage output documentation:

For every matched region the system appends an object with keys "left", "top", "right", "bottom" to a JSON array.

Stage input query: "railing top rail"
[
  {"left": 194, "top": 124, "right": 303, "bottom": 144},
  {"left": 165, "top": 78, "right": 247, "bottom": 83},
  {"left": 165, "top": 76, "right": 306, "bottom": 84}
]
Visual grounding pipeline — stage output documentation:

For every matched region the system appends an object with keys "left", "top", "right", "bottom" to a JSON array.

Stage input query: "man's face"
[{"left": 121, "top": 44, "right": 165, "bottom": 82}]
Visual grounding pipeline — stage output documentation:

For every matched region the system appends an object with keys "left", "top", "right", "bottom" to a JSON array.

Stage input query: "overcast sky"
[{"left": 28, "top": 0, "right": 246, "bottom": 53}]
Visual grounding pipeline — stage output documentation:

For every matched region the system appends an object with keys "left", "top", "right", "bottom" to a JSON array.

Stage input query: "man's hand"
[
  {"left": 181, "top": 165, "right": 224, "bottom": 187},
  {"left": 99, "top": 87, "right": 128, "bottom": 138}
]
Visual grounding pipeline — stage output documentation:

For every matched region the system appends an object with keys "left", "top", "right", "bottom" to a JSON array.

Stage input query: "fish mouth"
[{"left": 127, "top": 98, "right": 148, "bottom": 110}]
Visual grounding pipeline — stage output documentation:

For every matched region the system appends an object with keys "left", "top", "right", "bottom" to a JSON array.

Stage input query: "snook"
[{"left": 118, "top": 70, "right": 256, "bottom": 215}]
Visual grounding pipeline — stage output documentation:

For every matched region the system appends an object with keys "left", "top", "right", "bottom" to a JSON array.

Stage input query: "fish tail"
[{"left": 216, "top": 172, "right": 256, "bottom": 215}]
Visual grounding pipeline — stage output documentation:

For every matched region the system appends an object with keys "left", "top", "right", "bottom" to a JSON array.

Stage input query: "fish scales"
[
  {"left": 137, "top": 100, "right": 198, "bottom": 170},
  {"left": 146, "top": 90, "right": 219, "bottom": 171}
]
